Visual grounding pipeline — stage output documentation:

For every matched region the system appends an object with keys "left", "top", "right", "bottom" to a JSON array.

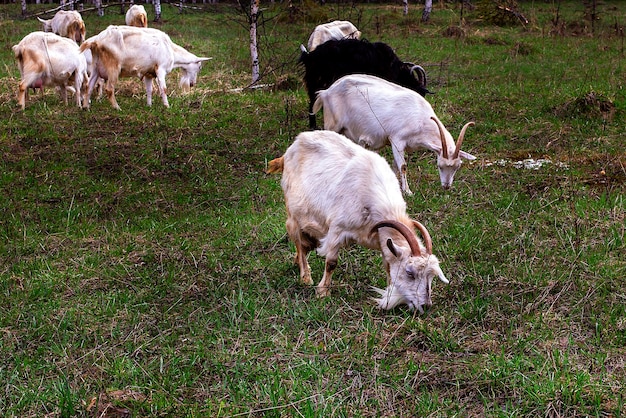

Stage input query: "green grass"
[{"left": 1, "top": 1, "right": 625, "bottom": 416}]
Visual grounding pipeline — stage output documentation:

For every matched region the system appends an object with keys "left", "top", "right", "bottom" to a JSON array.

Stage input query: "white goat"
[
  {"left": 306, "top": 20, "right": 361, "bottom": 51},
  {"left": 125, "top": 5, "right": 148, "bottom": 28},
  {"left": 37, "top": 10, "right": 86, "bottom": 44},
  {"left": 13, "top": 31, "right": 88, "bottom": 110},
  {"left": 79, "top": 25, "right": 211, "bottom": 110},
  {"left": 267, "top": 130, "right": 448, "bottom": 312},
  {"left": 313, "top": 74, "right": 476, "bottom": 195}
]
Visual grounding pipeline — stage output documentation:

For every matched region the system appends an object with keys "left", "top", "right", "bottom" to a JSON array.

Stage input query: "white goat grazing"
[
  {"left": 79, "top": 25, "right": 211, "bottom": 110},
  {"left": 37, "top": 10, "right": 86, "bottom": 44},
  {"left": 125, "top": 5, "right": 148, "bottom": 28},
  {"left": 313, "top": 74, "right": 476, "bottom": 195},
  {"left": 306, "top": 20, "right": 361, "bottom": 51},
  {"left": 13, "top": 31, "right": 88, "bottom": 110},
  {"left": 267, "top": 130, "right": 448, "bottom": 312}
]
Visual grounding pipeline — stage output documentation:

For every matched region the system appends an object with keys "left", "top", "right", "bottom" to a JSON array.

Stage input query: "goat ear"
[
  {"left": 386, "top": 238, "right": 399, "bottom": 258},
  {"left": 459, "top": 150, "right": 477, "bottom": 160},
  {"left": 427, "top": 144, "right": 443, "bottom": 156},
  {"left": 433, "top": 265, "right": 449, "bottom": 284}
]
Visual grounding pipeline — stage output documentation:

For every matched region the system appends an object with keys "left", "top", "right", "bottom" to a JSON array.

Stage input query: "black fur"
[{"left": 299, "top": 38, "right": 430, "bottom": 129}]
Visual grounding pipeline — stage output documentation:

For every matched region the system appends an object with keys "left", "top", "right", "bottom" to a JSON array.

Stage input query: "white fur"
[
  {"left": 371, "top": 286, "right": 407, "bottom": 310},
  {"left": 269, "top": 130, "right": 448, "bottom": 311},
  {"left": 313, "top": 74, "right": 476, "bottom": 194},
  {"left": 81, "top": 48, "right": 103, "bottom": 100},
  {"left": 79, "top": 25, "right": 211, "bottom": 110},
  {"left": 37, "top": 10, "right": 86, "bottom": 44},
  {"left": 125, "top": 5, "right": 148, "bottom": 28},
  {"left": 306, "top": 20, "right": 361, "bottom": 51},
  {"left": 12, "top": 31, "right": 88, "bottom": 110}
]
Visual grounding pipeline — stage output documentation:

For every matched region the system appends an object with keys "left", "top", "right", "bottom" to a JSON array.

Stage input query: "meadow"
[{"left": 0, "top": 1, "right": 625, "bottom": 416}]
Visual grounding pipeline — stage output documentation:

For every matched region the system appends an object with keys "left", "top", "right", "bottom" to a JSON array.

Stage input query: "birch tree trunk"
[
  {"left": 422, "top": 0, "right": 432, "bottom": 22},
  {"left": 154, "top": 0, "right": 162, "bottom": 22},
  {"left": 21, "top": 0, "right": 27, "bottom": 16},
  {"left": 94, "top": 0, "right": 104, "bottom": 17},
  {"left": 250, "top": 0, "right": 260, "bottom": 84},
  {"left": 403, "top": 0, "right": 408, "bottom": 16}
]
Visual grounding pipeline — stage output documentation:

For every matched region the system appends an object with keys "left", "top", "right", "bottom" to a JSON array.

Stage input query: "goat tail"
[
  {"left": 12, "top": 44, "right": 22, "bottom": 60},
  {"left": 78, "top": 40, "right": 91, "bottom": 53},
  {"left": 312, "top": 95, "right": 323, "bottom": 114},
  {"left": 266, "top": 156, "right": 284, "bottom": 174}
]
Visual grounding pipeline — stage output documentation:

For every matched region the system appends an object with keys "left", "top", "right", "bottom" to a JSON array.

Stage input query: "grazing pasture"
[{"left": 0, "top": 1, "right": 625, "bottom": 416}]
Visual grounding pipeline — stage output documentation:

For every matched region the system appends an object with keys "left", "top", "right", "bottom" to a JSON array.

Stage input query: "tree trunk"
[
  {"left": 21, "top": 0, "right": 27, "bottom": 16},
  {"left": 403, "top": 0, "right": 408, "bottom": 16},
  {"left": 153, "top": 0, "right": 162, "bottom": 22},
  {"left": 94, "top": 0, "right": 104, "bottom": 16},
  {"left": 250, "top": 0, "right": 260, "bottom": 83},
  {"left": 422, "top": 0, "right": 432, "bottom": 22}
]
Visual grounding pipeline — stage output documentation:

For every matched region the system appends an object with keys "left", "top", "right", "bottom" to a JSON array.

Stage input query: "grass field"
[{"left": 1, "top": 1, "right": 625, "bottom": 416}]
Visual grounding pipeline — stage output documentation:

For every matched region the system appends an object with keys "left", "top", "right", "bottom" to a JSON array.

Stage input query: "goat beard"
[{"left": 371, "top": 285, "right": 410, "bottom": 311}]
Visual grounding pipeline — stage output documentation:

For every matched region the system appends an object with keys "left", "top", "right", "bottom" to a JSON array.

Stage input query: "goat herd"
[
  {"left": 12, "top": 13, "right": 478, "bottom": 313},
  {"left": 13, "top": 7, "right": 210, "bottom": 111}
]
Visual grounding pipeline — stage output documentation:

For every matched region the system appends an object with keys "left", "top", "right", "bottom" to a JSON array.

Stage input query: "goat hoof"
[{"left": 315, "top": 286, "right": 331, "bottom": 298}]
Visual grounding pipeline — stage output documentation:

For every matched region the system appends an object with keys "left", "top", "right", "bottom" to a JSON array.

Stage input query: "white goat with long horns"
[
  {"left": 267, "top": 130, "right": 448, "bottom": 312},
  {"left": 313, "top": 74, "right": 476, "bottom": 194}
]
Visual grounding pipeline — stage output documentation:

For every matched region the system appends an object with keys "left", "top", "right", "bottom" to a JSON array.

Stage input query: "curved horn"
[
  {"left": 409, "top": 64, "right": 427, "bottom": 87},
  {"left": 372, "top": 220, "right": 422, "bottom": 256},
  {"left": 411, "top": 220, "right": 432, "bottom": 255},
  {"left": 431, "top": 116, "right": 448, "bottom": 159},
  {"left": 453, "top": 121, "right": 475, "bottom": 159}
]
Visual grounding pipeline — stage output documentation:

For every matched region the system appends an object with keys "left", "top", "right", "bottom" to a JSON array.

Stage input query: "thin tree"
[
  {"left": 249, "top": 0, "right": 260, "bottom": 83},
  {"left": 422, "top": 0, "right": 433, "bottom": 22},
  {"left": 20, "top": 0, "right": 26, "bottom": 16},
  {"left": 403, "top": 0, "right": 408, "bottom": 16},
  {"left": 154, "top": 0, "right": 162, "bottom": 22},
  {"left": 94, "top": 0, "right": 104, "bottom": 17}
]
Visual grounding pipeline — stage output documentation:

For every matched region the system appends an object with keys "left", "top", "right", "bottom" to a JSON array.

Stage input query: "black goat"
[{"left": 298, "top": 38, "right": 430, "bottom": 129}]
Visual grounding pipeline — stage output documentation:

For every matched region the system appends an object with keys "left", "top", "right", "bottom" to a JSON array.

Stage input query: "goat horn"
[
  {"left": 411, "top": 220, "right": 432, "bottom": 255},
  {"left": 409, "top": 64, "right": 427, "bottom": 87},
  {"left": 453, "top": 121, "right": 475, "bottom": 159},
  {"left": 431, "top": 116, "right": 448, "bottom": 159},
  {"left": 372, "top": 220, "right": 421, "bottom": 256}
]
